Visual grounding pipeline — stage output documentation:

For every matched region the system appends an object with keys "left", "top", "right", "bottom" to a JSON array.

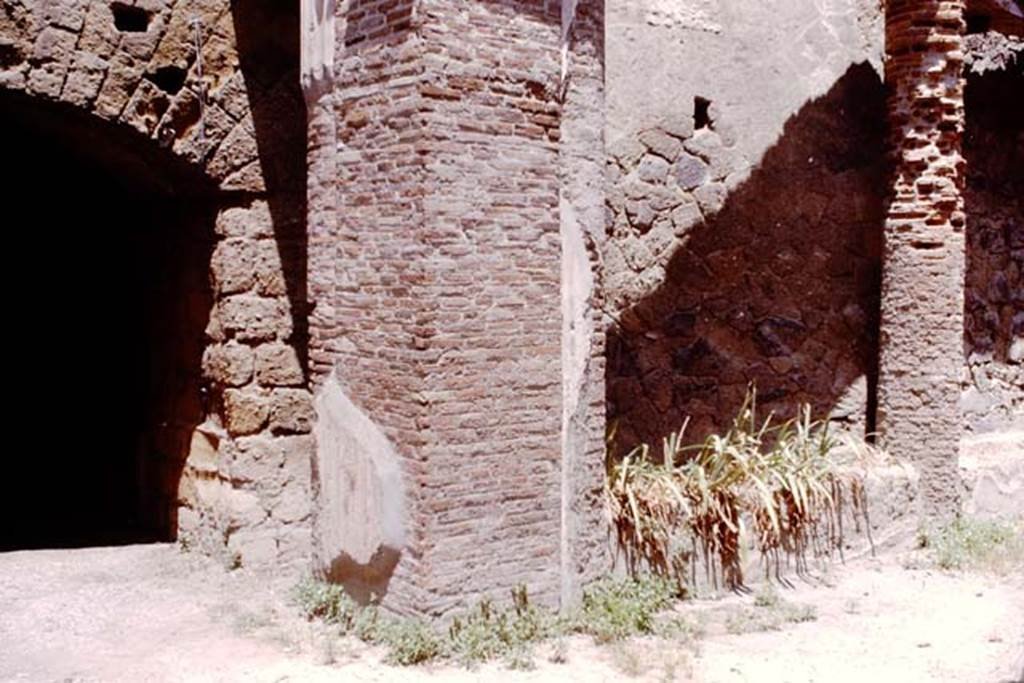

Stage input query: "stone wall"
[
  {"left": 603, "top": 0, "right": 886, "bottom": 452},
  {"left": 6, "top": 0, "right": 1017, "bottom": 608},
  {"left": 962, "top": 51, "right": 1023, "bottom": 435},
  {"left": 0, "top": 0, "right": 312, "bottom": 568}
]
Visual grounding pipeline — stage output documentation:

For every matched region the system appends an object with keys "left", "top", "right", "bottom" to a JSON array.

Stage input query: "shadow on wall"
[
  {"left": 606, "top": 62, "right": 888, "bottom": 455},
  {"left": 963, "top": 60, "right": 1024, "bottom": 433},
  {"left": 231, "top": 0, "right": 310, "bottom": 376}
]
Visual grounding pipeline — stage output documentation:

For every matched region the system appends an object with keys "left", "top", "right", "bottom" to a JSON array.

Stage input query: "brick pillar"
[
  {"left": 878, "top": 0, "right": 967, "bottom": 517},
  {"left": 403, "top": 0, "right": 566, "bottom": 613},
  {"left": 309, "top": 0, "right": 610, "bottom": 615}
]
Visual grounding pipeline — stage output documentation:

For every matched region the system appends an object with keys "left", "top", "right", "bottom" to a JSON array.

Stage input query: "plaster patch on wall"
[
  {"left": 641, "top": 0, "right": 722, "bottom": 32},
  {"left": 301, "top": 0, "right": 336, "bottom": 101},
  {"left": 312, "top": 375, "right": 406, "bottom": 602},
  {"left": 961, "top": 432, "right": 1024, "bottom": 520},
  {"left": 561, "top": 201, "right": 594, "bottom": 435},
  {"left": 560, "top": 195, "right": 596, "bottom": 604}
]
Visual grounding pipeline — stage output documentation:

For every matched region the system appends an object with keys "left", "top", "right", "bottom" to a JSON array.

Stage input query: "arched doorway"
[
  {"left": 0, "top": 92, "right": 216, "bottom": 550},
  {"left": 0, "top": 0, "right": 311, "bottom": 570}
]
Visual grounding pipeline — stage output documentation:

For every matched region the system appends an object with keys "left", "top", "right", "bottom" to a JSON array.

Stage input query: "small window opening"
[
  {"left": 112, "top": 2, "right": 151, "bottom": 32},
  {"left": 0, "top": 43, "right": 21, "bottom": 69},
  {"left": 965, "top": 13, "right": 991, "bottom": 34},
  {"left": 147, "top": 66, "right": 188, "bottom": 95},
  {"left": 694, "top": 96, "right": 712, "bottom": 131}
]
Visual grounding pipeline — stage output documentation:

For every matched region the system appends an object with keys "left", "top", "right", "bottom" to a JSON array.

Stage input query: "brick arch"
[{"left": 0, "top": 0, "right": 313, "bottom": 569}]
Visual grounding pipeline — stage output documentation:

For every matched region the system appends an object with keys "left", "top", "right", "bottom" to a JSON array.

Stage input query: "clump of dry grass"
[{"left": 607, "top": 387, "right": 869, "bottom": 590}]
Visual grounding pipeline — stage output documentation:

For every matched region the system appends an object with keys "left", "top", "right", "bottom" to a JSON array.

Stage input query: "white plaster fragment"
[
  {"left": 301, "top": 0, "right": 335, "bottom": 101},
  {"left": 312, "top": 375, "right": 406, "bottom": 575}
]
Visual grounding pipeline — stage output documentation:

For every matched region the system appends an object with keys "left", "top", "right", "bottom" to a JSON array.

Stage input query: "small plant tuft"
[
  {"left": 924, "top": 517, "right": 1024, "bottom": 574},
  {"left": 292, "top": 578, "right": 360, "bottom": 627},
  {"left": 445, "top": 586, "right": 559, "bottom": 667},
  {"left": 753, "top": 586, "right": 781, "bottom": 609},
  {"left": 292, "top": 575, "right": 698, "bottom": 669},
  {"left": 572, "top": 575, "right": 681, "bottom": 643},
  {"left": 723, "top": 589, "right": 817, "bottom": 634},
  {"left": 373, "top": 618, "right": 444, "bottom": 666}
]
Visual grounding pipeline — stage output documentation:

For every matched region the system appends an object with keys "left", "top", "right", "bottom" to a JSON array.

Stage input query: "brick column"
[
  {"left": 310, "top": 0, "right": 612, "bottom": 616},
  {"left": 878, "top": 0, "right": 967, "bottom": 517}
]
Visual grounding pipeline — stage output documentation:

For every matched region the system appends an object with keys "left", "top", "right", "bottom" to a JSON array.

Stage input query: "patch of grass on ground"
[
  {"left": 571, "top": 575, "right": 681, "bottom": 644},
  {"left": 372, "top": 618, "right": 445, "bottom": 666},
  {"left": 444, "top": 586, "right": 561, "bottom": 667},
  {"left": 723, "top": 587, "right": 817, "bottom": 635},
  {"left": 291, "top": 574, "right": 691, "bottom": 669},
  {"left": 919, "top": 517, "right": 1024, "bottom": 574},
  {"left": 291, "top": 577, "right": 377, "bottom": 638},
  {"left": 609, "top": 639, "right": 697, "bottom": 681}
]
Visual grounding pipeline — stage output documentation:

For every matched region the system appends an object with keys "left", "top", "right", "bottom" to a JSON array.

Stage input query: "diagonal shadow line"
[{"left": 606, "top": 62, "right": 889, "bottom": 454}]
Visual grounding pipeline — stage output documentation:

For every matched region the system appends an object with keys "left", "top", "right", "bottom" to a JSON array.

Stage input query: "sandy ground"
[{"left": 0, "top": 543, "right": 1021, "bottom": 683}]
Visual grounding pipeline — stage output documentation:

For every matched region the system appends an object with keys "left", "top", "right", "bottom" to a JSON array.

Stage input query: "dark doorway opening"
[{"left": 0, "top": 93, "right": 216, "bottom": 551}]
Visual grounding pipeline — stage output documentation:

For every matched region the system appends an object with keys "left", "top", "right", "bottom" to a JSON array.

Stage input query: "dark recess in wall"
[
  {"left": 694, "top": 96, "right": 712, "bottom": 130},
  {"left": 0, "top": 92, "right": 215, "bottom": 550},
  {"left": 961, "top": 60, "right": 1024, "bottom": 432},
  {"left": 111, "top": 2, "right": 151, "bottom": 32},
  {"left": 147, "top": 65, "right": 188, "bottom": 95}
]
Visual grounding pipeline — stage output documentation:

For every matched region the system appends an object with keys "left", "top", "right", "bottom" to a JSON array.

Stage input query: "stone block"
[
  {"left": 94, "top": 52, "right": 145, "bottom": 119},
  {"left": 269, "top": 388, "right": 315, "bottom": 434},
  {"left": 638, "top": 128, "right": 682, "bottom": 161},
  {"left": 218, "top": 294, "right": 292, "bottom": 342},
  {"left": 228, "top": 527, "right": 278, "bottom": 567},
  {"left": 253, "top": 241, "right": 288, "bottom": 297},
  {"left": 673, "top": 153, "right": 709, "bottom": 190},
  {"left": 271, "top": 480, "right": 310, "bottom": 524},
  {"left": 637, "top": 153, "right": 669, "bottom": 183},
  {"left": 693, "top": 181, "right": 727, "bottom": 216},
  {"left": 683, "top": 129, "right": 724, "bottom": 161},
  {"left": 608, "top": 134, "right": 646, "bottom": 168},
  {"left": 255, "top": 343, "right": 305, "bottom": 387},
  {"left": 215, "top": 201, "right": 275, "bottom": 239},
  {"left": 211, "top": 238, "right": 257, "bottom": 295},
  {"left": 670, "top": 199, "right": 703, "bottom": 235},
  {"left": 223, "top": 388, "right": 269, "bottom": 435},
  {"left": 61, "top": 52, "right": 108, "bottom": 106},
  {"left": 202, "top": 343, "right": 254, "bottom": 387}
]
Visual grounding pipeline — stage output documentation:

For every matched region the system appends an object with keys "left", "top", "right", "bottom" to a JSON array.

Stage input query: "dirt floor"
[{"left": 1, "top": 543, "right": 1021, "bottom": 682}]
